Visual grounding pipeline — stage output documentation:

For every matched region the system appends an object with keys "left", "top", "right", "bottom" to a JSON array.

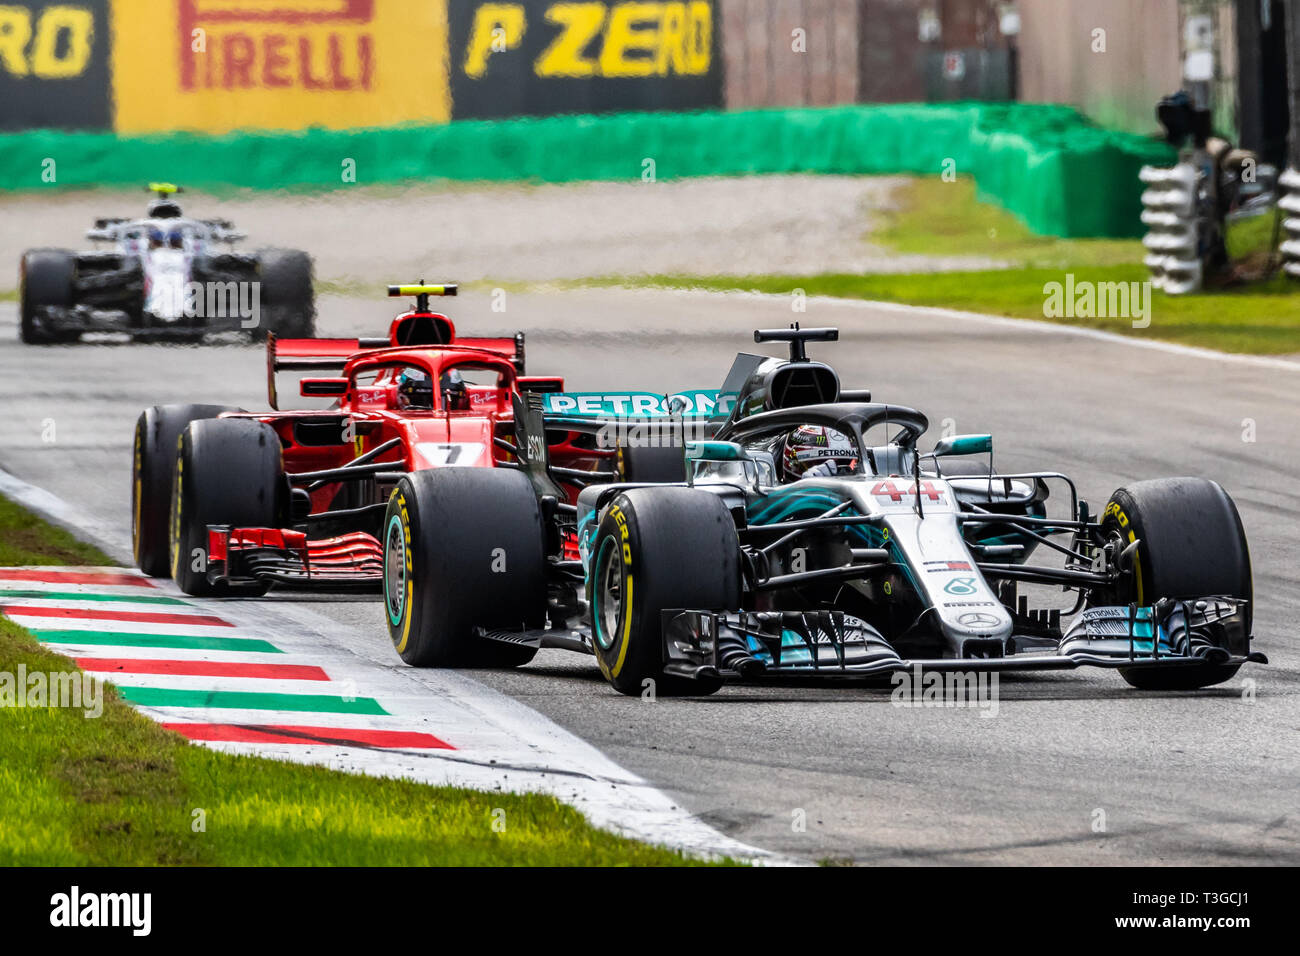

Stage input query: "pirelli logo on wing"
[
  {"left": 110, "top": 0, "right": 451, "bottom": 134},
  {"left": 449, "top": 0, "right": 721, "bottom": 120}
]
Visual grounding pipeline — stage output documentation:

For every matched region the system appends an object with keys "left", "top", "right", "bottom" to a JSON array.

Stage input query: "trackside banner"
[
  {"left": 0, "top": 0, "right": 112, "bottom": 131},
  {"left": 5, "top": 1, "right": 723, "bottom": 134},
  {"left": 447, "top": 0, "right": 722, "bottom": 119},
  {"left": 110, "top": 0, "right": 452, "bottom": 134}
]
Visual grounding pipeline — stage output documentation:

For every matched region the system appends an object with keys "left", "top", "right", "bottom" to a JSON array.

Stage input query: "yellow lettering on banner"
[
  {"left": 31, "top": 5, "right": 93, "bottom": 78},
  {"left": 464, "top": 3, "right": 525, "bottom": 79},
  {"left": 536, "top": 2, "right": 603, "bottom": 78},
  {"left": 684, "top": 1, "right": 710, "bottom": 74},
  {"left": 0, "top": 7, "right": 32, "bottom": 77},
  {"left": 655, "top": 1, "right": 686, "bottom": 75},
  {"left": 600, "top": 3, "right": 657, "bottom": 78},
  {"left": 534, "top": 1, "right": 710, "bottom": 80},
  {"left": 111, "top": 0, "right": 451, "bottom": 134}
]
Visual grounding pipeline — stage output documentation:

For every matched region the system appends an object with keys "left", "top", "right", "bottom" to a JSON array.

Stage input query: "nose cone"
[{"left": 941, "top": 606, "right": 1014, "bottom": 657}]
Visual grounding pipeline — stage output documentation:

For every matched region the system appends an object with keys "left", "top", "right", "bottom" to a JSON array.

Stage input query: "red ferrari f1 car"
[{"left": 130, "top": 283, "right": 607, "bottom": 595}]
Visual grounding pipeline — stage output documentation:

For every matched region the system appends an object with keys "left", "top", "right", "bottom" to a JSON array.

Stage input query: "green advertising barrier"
[{"left": 0, "top": 103, "right": 1173, "bottom": 237}]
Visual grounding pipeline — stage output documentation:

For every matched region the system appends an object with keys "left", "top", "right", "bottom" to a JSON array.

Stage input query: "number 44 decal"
[{"left": 872, "top": 480, "right": 942, "bottom": 502}]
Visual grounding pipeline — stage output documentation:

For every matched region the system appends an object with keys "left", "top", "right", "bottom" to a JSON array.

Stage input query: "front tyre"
[
  {"left": 133, "top": 404, "right": 243, "bottom": 577},
  {"left": 590, "top": 488, "right": 740, "bottom": 697},
  {"left": 19, "top": 249, "right": 78, "bottom": 345},
  {"left": 383, "top": 468, "right": 544, "bottom": 668},
  {"left": 170, "top": 418, "right": 284, "bottom": 597},
  {"left": 1099, "top": 477, "right": 1252, "bottom": 690}
]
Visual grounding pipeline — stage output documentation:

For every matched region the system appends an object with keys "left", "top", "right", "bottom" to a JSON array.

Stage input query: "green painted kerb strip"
[
  {"left": 35, "top": 629, "right": 282, "bottom": 653},
  {"left": 0, "top": 589, "right": 189, "bottom": 605},
  {"left": 118, "top": 686, "right": 388, "bottom": 715},
  {"left": 0, "top": 104, "right": 1174, "bottom": 238}
]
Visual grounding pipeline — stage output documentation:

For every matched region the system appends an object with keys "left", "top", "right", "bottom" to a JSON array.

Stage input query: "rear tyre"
[
  {"left": 589, "top": 488, "right": 740, "bottom": 697},
  {"left": 170, "top": 418, "right": 284, "bottom": 597},
  {"left": 1099, "top": 477, "right": 1252, "bottom": 690},
  {"left": 616, "top": 436, "right": 686, "bottom": 484},
  {"left": 256, "top": 249, "right": 315, "bottom": 340},
  {"left": 133, "top": 404, "right": 243, "bottom": 577},
  {"left": 19, "top": 249, "right": 78, "bottom": 345},
  {"left": 383, "top": 468, "right": 545, "bottom": 668}
]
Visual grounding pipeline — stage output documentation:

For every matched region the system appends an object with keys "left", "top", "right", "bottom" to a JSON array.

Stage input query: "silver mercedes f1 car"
[{"left": 382, "top": 325, "right": 1265, "bottom": 696}]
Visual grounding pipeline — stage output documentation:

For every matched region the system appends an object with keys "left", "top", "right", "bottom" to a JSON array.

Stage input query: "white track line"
[{"left": 49, "top": 644, "right": 285, "bottom": 663}]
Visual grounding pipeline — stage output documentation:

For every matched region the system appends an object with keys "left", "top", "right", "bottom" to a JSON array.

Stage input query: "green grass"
[
  {"left": 874, "top": 176, "right": 1143, "bottom": 268},
  {"left": 314, "top": 276, "right": 385, "bottom": 299},
  {"left": 0, "top": 496, "right": 725, "bottom": 865},
  {"left": 604, "top": 268, "right": 1297, "bottom": 354},
  {"left": 586, "top": 176, "right": 1298, "bottom": 355},
  {"left": 0, "top": 627, "right": 722, "bottom": 865},
  {"left": 0, "top": 288, "right": 15, "bottom": 303},
  {"left": 1224, "top": 210, "right": 1283, "bottom": 269},
  {"left": 0, "top": 495, "right": 114, "bottom": 566}
]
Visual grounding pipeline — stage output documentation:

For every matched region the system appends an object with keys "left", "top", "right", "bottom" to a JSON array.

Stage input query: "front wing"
[
  {"left": 657, "top": 598, "right": 1265, "bottom": 682},
  {"left": 206, "top": 526, "right": 383, "bottom": 590}
]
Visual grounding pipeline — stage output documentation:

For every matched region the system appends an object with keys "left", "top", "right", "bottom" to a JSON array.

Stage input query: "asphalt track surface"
[
  {"left": 0, "top": 178, "right": 1001, "bottom": 284},
  {"left": 1, "top": 288, "right": 1297, "bottom": 865}
]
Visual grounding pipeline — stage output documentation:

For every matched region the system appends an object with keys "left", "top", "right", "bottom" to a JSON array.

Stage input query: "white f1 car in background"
[{"left": 19, "top": 184, "right": 314, "bottom": 344}]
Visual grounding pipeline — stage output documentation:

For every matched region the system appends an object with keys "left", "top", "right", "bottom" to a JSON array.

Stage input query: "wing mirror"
[
  {"left": 685, "top": 440, "right": 745, "bottom": 460},
  {"left": 932, "top": 434, "right": 992, "bottom": 457},
  {"left": 300, "top": 377, "right": 349, "bottom": 397}
]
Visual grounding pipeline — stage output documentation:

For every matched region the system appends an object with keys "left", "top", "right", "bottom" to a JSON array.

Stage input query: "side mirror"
[
  {"left": 685, "top": 440, "right": 745, "bottom": 460},
  {"left": 932, "top": 434, "right": 992, "bottom": 457},
  {"left": 300, "top": 377, "right": 349, "bottom": 397},
  {"left": 517, "top": 375, "right": 564, "bottom": 394}
]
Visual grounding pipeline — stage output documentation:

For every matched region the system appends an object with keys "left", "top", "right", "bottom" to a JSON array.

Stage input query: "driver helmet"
[
  {"left": 147, "top": 198, "right": 183, "bottom": 219},
  {"left": 440, "top": 368, "right": 470, "bottom": 411},
  {"left": 781, "top": 424, "right": 857, "bottom": 480},
  {"left": 395, "top": 368, "right": 433, "bottom": 410}
]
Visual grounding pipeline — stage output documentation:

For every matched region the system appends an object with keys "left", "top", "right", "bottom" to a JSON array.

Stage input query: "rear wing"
[
  {"left": 269, "top": 334, "right": 390, "bottom": 373},
  {"left": 265, "top": 329, "right": 527, "bottom": 409},
  {"left": 266, "top": 283, "right": 527, "bottom": 407},
  {"left": 266, "top": 334, "right": 380, "bottom": 408}
]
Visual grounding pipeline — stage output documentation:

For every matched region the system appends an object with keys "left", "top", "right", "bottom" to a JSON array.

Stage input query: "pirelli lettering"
[{"left": 111, "top": 0, "right": 450, "bottom": 135}]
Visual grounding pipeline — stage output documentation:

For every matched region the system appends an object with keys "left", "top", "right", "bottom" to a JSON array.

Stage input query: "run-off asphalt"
[{"left": 0, "top": 288, "right": 1296, "bottom": 865}]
